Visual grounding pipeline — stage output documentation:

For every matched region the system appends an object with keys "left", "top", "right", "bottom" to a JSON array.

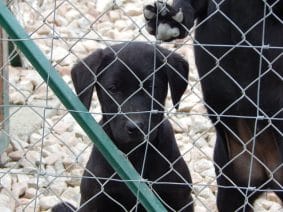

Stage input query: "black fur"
[
  {"left": 144, "top": 0, "right": 283, "bottom": 211},
  {"left": 53, "top": 42, "right": 193, "bottom": 211}
]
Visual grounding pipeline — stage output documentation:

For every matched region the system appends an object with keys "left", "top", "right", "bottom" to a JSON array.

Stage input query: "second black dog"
[{"left": 144, "top": 1, "right": 283, "bottom": 211}]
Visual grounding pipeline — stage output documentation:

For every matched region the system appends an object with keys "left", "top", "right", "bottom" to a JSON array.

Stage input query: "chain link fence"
[{"left": 0, "top": 0, "right": 282, "bottom": 211}]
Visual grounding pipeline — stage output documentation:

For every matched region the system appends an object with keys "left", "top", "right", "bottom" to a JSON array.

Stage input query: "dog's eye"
[{"left": 108, "top": 85, "right": 118, "bottom": 94}]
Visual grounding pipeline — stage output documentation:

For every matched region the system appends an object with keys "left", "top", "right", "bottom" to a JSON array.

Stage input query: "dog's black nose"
[{"left": 125, "top": 121, "right": 144, "bottom": 135}]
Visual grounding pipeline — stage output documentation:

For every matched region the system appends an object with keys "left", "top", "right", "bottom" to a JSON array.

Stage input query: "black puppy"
[
  {"left": 144, "top": 1, "right": 283, "bottom": 211},
  {"left": 53, "top": 42, "right": 193, "bottom": 211}
]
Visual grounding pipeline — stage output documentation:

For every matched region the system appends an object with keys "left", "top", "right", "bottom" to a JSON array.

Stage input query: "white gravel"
[{"left": 0, "top": 0, "right": 281, "bottom": 211}]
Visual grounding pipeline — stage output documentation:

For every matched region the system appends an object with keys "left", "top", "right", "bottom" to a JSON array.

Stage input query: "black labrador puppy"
[
  {"left": 144, "top": 0, "right": 283, "bottom": 211},
  {"left": 53, "top": 42, "right": 193, "bottom": 212}
]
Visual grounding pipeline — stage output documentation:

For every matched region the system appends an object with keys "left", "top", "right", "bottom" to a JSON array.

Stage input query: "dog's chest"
[{"left": 225, "top": 119, "right": 283, "bottom": 184}]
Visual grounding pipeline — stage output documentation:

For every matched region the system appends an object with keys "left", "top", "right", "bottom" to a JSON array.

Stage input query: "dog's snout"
[{"left": 125, "top": 121, "right": 144, "bottom": 135}]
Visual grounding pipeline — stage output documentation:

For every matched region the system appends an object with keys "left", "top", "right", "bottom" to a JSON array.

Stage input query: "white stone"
[
  {"left": 39, "top": 195, "right": 60, "bottom": 210},
  {"left": 207, "top": 132, "right": 216, "bottom": 147},
  {"left": 10, "top": 135, "right": 30, "bottom": 150},
  {"left": 25, "top": 150, "right": 42, "bottom": 165},
  {"left": 24, "top": 72, "right": 43, "bottom": 88},
  {"left": 96, "top": 0, "right": 123, "bottom": 12},
  {"left": 114, "top": 20, "right": 129, "bottom": 31},
  {"left": 81, "top": 40, "right": 101, "bottom": 53},
  {"left": 15, "top": 204, "right": 40, "bottom": 212},
  {"left": 0, "top": 174, "right": 12, "bottom": 191},
  {"left": 12, "top": 182, "right": 27, "bottom": 198},
  {"left": 197, "top": 186, "right": 214, "bottom": 199},
  {"left": 61, "top": 187, "right": 80, "bottom": 208},
  {"left": 0, "top": 152, "right": 10, "bottom": 165},
  {"left": 17, "top": 174, "right": 30, "bottom": 184},
  {"left": 49, "top": 180, "right": 67, "bottom": 196},
  {"left": 77, "top": 17, "right": 90, "bottom": 30},
  {"left": 10, "top": 92, "right": 26, "bottom": 105},
  {"left": 45, "top": 142, "right": 61, "bottom": 156},
  {"left": 54, "top": 160, "right": 65, "bottom": 173},
  {"left": 72, "top": 43, "right": 87, "bottom": 54},
  {"left": 53, "top": 121, "right": 74, "bottom": 134},
  {"left": 61, "top": 132, "right": 77, "bottom": 146},
  {"left": 29, "top": 133, "right": 42, "bottom": 144},
  {"left": 18, "top": 80, "right": 34, "bottom": 93},
  {"left": 193, "top": 159, "right": 213, "bottom": 173},
  {"left": 170, "top": 117, "right": 189, "bottom": 133},
  {"left": 0, "top": 192, "right": 15, "bottom": 209},
  {"left": 191, "top": 172, "right": 203, "bottom": 184},
  {"left": 9, "top": 67, "right": 21, "bottom": 84},
  {"left": 49, "top": 47, "right": 69, "bottom": 63},
  {"left": 73, "top": 142, "right": 88, "bottom": 156},
  {"left": 194, "top": 137, "right": 208, "bottom": 148},
  {"left": 44, "top": 154, "right": 61, "bottom": 166},
  {"left": 124, "top": 3, "right": 142, "bottom": 16},
  {"left": 0, "top": 207, "right": 12, "bottom": 212},
  {"left": 65, "top": 10, "right": 80, "bottom": 22},
  {"left": 63, "top": 75, "right": 72, "bottom": 84},
  {"left": 66, "top": 169, "right": 82, "bottom": 187},
  {"left": 36, "top": 25, "right": 51, "bottom": 36},
  {"left": 103, "top": 29, "right": 116, "bottom": 40},
  {"left": 8, "top": 150, "right": 23, "bottom": 161},
  {"left": 115, "top": 30, "right": 136, "bottom": 40},
  {"left": 28, "top": 177, "right": 47, "bottom": 189},
  {"left": 24, "top": 188, "right": 37, "bottom": 199},
  {"left": 33, "top": 89, "right": 55, "bottom": 100},
  {"left": 189, "top": 148, "right": 206, "bottom": 161},
  {"left": 179, "top": 95, "right": 201, "bottom": 113},
  {"left": 45, "top": 165, "right": 56, "bottom": 175},
  {"left": 254, "top": 198, "right": 273, "bottom": 211},
  {"left": 190, "top": 115, "right": 213, "bottom": 134},
  {"left": 201, "top": 146, "right": 214, "bottom": 159},
  {"left": 193, "top": 205, "right": 207, "bottom": 212},
  {"left": 109, "top": 10, "right": 121, "bottom": 22},
  {"left": 171, "top": 120, "right": 185, "bottom": 133}
]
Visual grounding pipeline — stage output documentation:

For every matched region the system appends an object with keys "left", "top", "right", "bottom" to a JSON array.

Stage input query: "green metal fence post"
[
  {"left": 0, "top": 16, "right": 9, "bottom": 155},
  {"left": 0, "top": 1, "right": 166, "bottom": 211}
]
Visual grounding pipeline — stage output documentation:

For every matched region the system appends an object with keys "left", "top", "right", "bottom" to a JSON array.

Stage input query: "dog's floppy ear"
[
  {"left": 165, "top": 53, "right": 189, "bottom": 109},
  {"left": 71, "top": 49, "right": 104, "bottom": 110}
]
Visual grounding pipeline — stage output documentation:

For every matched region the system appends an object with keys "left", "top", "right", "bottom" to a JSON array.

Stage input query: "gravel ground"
[{"left": 0, "top": 0, "right": 282, "bottom": 211}]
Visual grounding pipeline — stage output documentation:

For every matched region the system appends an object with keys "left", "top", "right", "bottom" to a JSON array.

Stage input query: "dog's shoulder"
[{"left": 154, "top": 119, "right": 181, "bottom": 157}]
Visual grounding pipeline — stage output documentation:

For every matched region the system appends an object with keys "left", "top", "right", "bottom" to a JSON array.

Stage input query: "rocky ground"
[{"left": 0, "top": 0, "right": 282, "bottom": 211}]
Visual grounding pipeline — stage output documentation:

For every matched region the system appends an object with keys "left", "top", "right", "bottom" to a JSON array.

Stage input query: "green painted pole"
[
  {"left": 0, "top": 1, "right": 166, "bottom": 211},
  {"left": 0, "top": 24, "right": 9, "bottom": 154}
]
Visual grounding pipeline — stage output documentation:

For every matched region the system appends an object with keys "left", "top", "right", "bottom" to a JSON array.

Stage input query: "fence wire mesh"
[{"left": 0, "top": 0, "right": 282, "bottom": 211}]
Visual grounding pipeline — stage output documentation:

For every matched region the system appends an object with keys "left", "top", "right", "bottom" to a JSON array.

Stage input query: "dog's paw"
[{"left": 144, "top": 1, "right": 188, "bottom": 41}]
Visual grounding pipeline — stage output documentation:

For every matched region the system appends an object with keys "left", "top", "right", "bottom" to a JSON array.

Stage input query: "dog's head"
[{"left": 71, "top": 42, "right": 189, "bottom": 146}]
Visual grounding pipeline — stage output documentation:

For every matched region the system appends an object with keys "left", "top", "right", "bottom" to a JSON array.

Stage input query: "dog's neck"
[{"left": 95, "top": 118, "right": 177, "bottom": 177}]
